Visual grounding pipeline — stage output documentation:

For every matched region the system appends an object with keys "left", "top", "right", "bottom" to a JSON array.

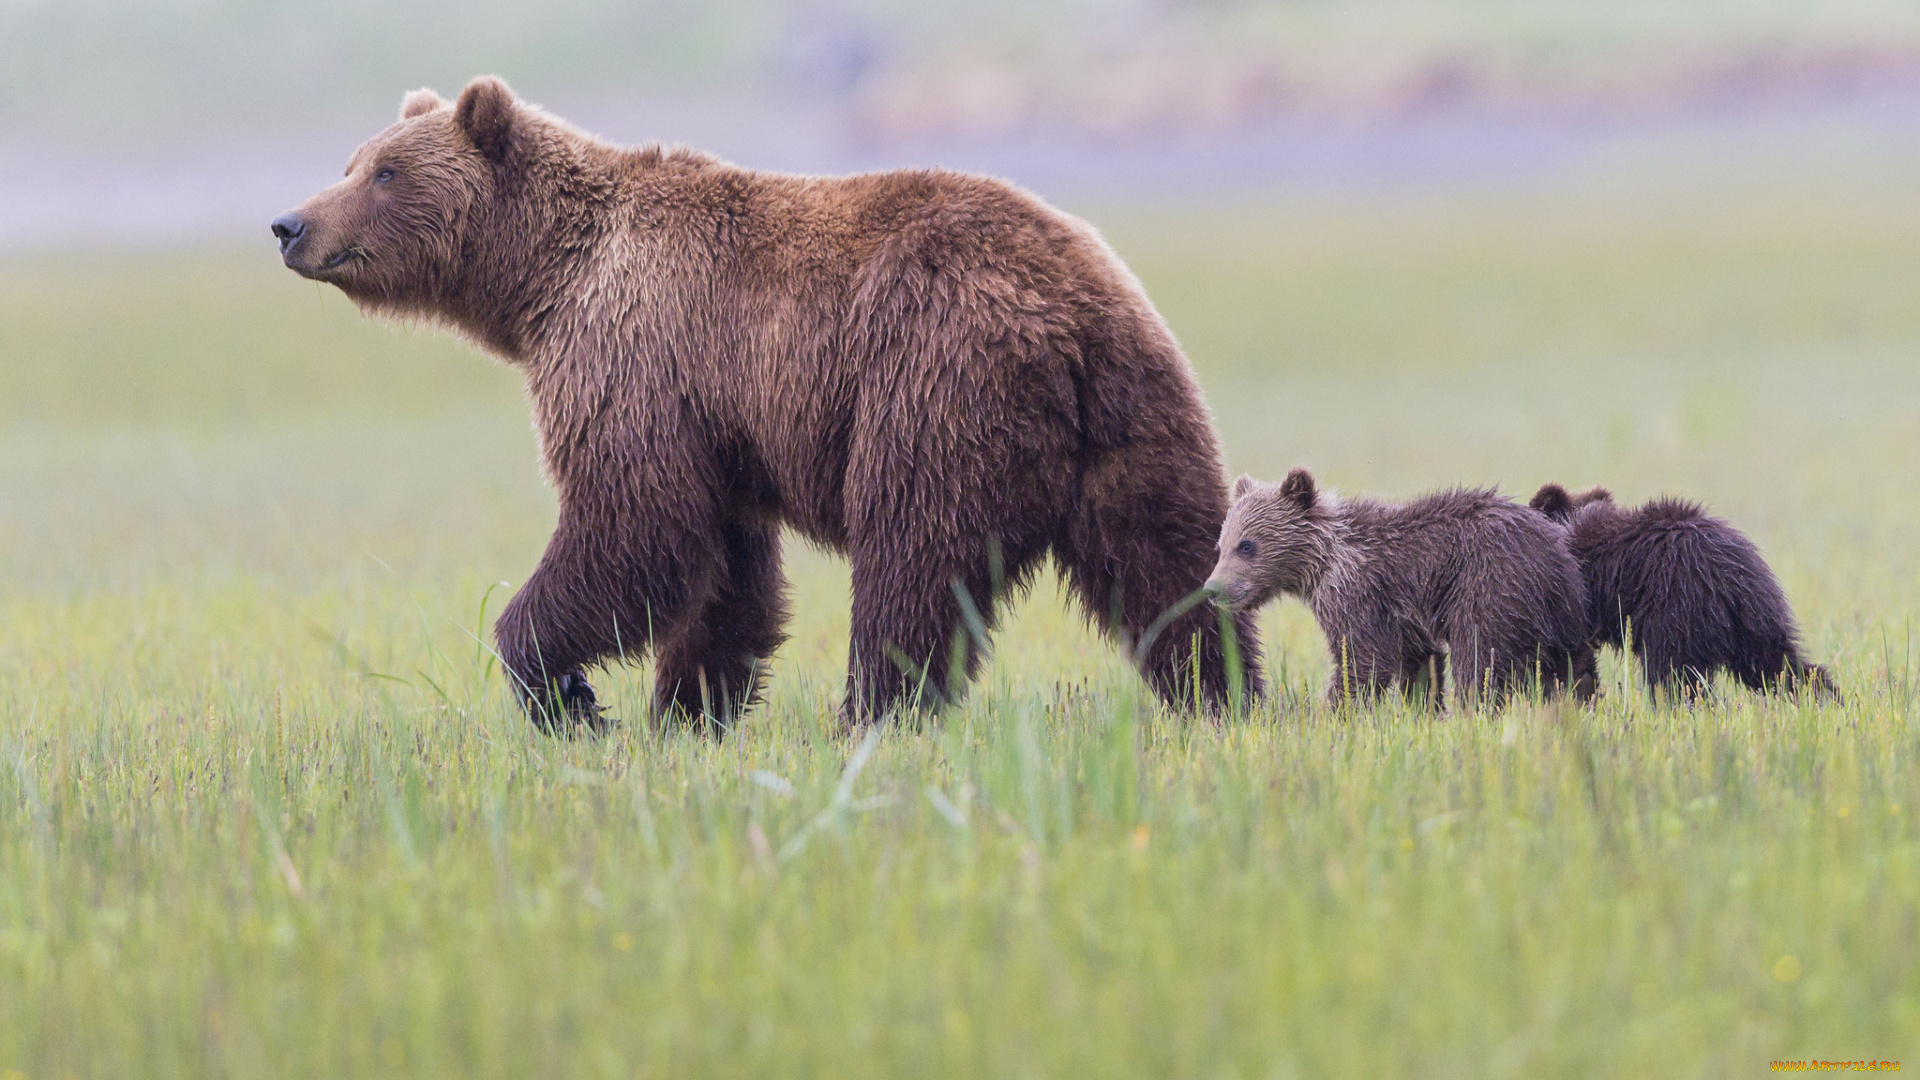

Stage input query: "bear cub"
[
  {"left": 1209, "top": 469, "right": 1595, "bottom": 706},
  {"left": 1530, "top": 484, "right": 1832, "bottom": 697}
]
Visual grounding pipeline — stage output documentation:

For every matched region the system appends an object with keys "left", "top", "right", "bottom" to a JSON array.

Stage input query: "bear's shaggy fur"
[
  {"left": 274, "top": 77, "right": 1261, "bottom": 732},
  {"left": 1530, "top": 484, "right": 1831, "bottom": 697},
  {"left": 1208, "top": 470, "right": 1595, "bottom": 706}
]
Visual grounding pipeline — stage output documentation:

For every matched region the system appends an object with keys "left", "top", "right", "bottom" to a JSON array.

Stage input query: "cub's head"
[
  {"left": 270, "top": 77, "right": 521, "bottom": 312},
  {"left": 1205, "top": 468, "right": 1334, "bottom": 611},
  {"left": 1529, "top": 483, "right": 1614, "bottom": 524}
]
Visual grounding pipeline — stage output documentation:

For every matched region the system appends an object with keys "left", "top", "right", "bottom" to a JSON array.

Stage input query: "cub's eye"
[
  {"left": 1234, "top": 539, "right": 1256, "bottom": 557},
  {"left": 374, "top": 168, "right": 395, "bottom": 182}
]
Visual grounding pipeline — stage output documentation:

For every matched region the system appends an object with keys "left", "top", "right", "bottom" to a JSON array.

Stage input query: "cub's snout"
[{"left": 1203, "top": 567, "right": 1251, "bottom": 610}]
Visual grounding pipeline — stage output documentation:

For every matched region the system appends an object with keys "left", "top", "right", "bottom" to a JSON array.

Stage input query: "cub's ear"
[
  {"left": 455, "top": 76, "right": 516, "bottom": 161},
  {"left": 399, "top": 88, "right": 445, "bottom": 120},
  {"left": 1279, "top": 467, "right": 1316, "bottom": 510},
  {"left": 1529, "top": 483, "right": 1572, "bottom": 520},
  {"left": 1573, "top": 486, "right": 1614, "bottom": 509},
  {"left": 1232, "top": 473, "right": 1256, "bottom": 500}
]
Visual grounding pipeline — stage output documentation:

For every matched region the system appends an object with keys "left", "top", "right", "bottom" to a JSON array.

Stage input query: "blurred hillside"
[
  {"left": 11, "top": 0, "right": 1920, "bottom": 144},
  {"left": 6, "top": 0, "right": 1920, "bottom": 247}
]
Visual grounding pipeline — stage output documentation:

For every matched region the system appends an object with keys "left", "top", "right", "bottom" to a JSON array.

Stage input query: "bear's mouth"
[
  {"left": 287, "top": 245, "right": 364, "bottom": 282},
  {"left": 1204, "top": 579, "right": 1245, "bottom": 611},
  {"left": 1206, "top": 578, "right": 1273, "bottom": 612}
]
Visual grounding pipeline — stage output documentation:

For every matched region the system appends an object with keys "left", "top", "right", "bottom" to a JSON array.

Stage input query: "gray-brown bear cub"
[
  {"left": 1529, "top": 484, "right": 1832, "bottom": 698},
  {"left": 1208, "top": 469, "right": 1596, "bottom": 706}
]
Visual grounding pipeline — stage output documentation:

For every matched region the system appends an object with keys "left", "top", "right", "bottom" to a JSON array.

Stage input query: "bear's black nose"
[{"left": 270, "top": 213, "right": 306, "bottom": 254}]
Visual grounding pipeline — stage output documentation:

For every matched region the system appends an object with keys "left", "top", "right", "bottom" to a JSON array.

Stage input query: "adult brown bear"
[{"left": 273, "top": 76, "right": 1260, "bottom": 733}]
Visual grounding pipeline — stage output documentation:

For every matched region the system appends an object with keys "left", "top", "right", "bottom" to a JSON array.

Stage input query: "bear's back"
[
  {"left": 1341, "top": 488, "right": 1586, "bottom": 635},
  {"left": 1363, "top": 488, "right": 1563, "bottom": 575},
  {"left": 1575, "top": 498, "right": 1794, "bottom": 653}
]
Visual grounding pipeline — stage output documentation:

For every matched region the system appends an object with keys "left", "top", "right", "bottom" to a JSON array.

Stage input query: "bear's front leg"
[
  {"left": 1323, "top": 632, "right": 1399, "bottom": 707},
  {"left": 513, "top": 670, "right": 612, "bottom": 737},
  {"left": 1397, "top": 649, "right": 1447, "bottom": 711},
  {"left": 493, "top": 528, "right": 635, "bottom": 737},
  {"left": 494, "top": 480, "right": 718, "bottom": 735}
]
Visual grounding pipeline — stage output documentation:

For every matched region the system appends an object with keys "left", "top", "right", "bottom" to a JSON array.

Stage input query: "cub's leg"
[
  {"left": 1323, "top": 630, "right": 1400, "bottom": 707},
  {"left": 1566, "top": 642, "right": 1599, "bottom": 703},
  {"left": 1513, "top": 642, "right": 1596, "bottom": 703},
  {"left": 1632, "top": 614, "right": 1712, "bottom": 702},
  {"left": 1448, "top": 624, "right": 1591, "bottom": 706},
  {"left": 1785, "top": 658, "right": 1837, "bottom": 699},
  {"left": 1398, "top": 648, "right": 1446, "bottom": 711}
]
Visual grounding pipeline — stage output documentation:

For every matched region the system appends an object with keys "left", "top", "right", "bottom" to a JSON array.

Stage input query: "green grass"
[{"left": 3, "top": 185, "right": 1919, "bottom": 1077}]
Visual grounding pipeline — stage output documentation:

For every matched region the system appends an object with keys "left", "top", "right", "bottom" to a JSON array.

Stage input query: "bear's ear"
[
  {"left": 456, "top": 76, "right": 516, "bottom": 162},
  {"left": 1529, "top": 483, "right": 1572, "bottom": 520},
  {"left": 1573, "top": 486, "right": 1613, "bottom": 509},
  {"left": 399, "top": 88, "right": 445, "bottom": 121},
  {"left": 1279, "top": 467, "right": 1316, "bottom": 510},
  {"left": 1232, "top": 473, "right": 1255, "bottom": 500}
]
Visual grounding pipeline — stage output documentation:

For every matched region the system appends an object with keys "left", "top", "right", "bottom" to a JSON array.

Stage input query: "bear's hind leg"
[
  {"left": 1787, "top": 656, "right": 1838, "bottom": 699},
  {"left": 1632, "top": 616, "right": 1712, "bottom": 702},
  {"left": 1398, "top": 648, "right": 1446, "bottom": 712},
  {"left": 1448, "top": 628, "right": 1590, "bottom": 707},
  {"left": 842, "top": 536, "right": 1046, "bottom": 727},
  {"left": 653, "top": 516, "right": 790, "bottom": 733},
  {"left": 1727, "top": 622, "right": 1827, "bottom": 698},
  {"left": 1057, "top": 451, "right": 1264, "bottom": 716},
  {"left": 1566, "top": 643, "right": 1599, "bottom": 703},
  {"left": 1443, "top": 628, "right": 1505, "bottom": 709}
]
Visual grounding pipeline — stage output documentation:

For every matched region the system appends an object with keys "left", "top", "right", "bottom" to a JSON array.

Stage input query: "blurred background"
[{"left": 8, "top": 0, "right": 1920, "bottom": 246}]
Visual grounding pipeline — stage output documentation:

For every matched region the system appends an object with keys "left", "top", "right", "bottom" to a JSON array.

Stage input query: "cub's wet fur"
[
  {"left": 1530, "top": 484, "right": 1832, "bottom": 698},
  {"left": 1209, "top": 469, "right": 1595, "bottom": 707}
]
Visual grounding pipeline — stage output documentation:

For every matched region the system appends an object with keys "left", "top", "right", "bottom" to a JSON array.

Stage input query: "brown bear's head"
[
  {"left": 271, "top": 76, "right": 524, "bottom": 318},
  {"left": 1205, "top": 468, "right": 1336, "bottom": 611},
  {"left": 1529, "top": 483, "right": 1613, "bottom": 524}
]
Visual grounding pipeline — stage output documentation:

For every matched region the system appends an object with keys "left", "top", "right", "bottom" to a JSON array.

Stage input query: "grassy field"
[{"left": 2, "top": 184, "right": 1919, "bottom": 1077}]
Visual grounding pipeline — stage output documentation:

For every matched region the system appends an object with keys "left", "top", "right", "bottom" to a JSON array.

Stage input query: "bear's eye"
[
  {"left": 1234, "top": 539, "right": 1256, "bottom": 557},
  {"left": 374, "top": 167, "right": 395, "bottom": 183}
]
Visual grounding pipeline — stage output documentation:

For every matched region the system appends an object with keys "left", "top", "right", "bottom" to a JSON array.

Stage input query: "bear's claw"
[{"left": 522, "top": 671, "right": 617, "bottom": 738}]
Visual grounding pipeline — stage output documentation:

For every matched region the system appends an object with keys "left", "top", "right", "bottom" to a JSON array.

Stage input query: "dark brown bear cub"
[
  {"left": 1530, "top": 484, "right": 1831, "bottom": 697},
  {"left": 1207, "top": 469, "right": 1595, "bottom": 706},
  {"left": 273, "top": 77, "right": 1260, "bottom": 733}
]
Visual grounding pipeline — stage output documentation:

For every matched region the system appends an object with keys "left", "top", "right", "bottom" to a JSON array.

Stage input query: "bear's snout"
[
  {"left": 272, "top": 202, "right": 363, "bottom": 281},
  {"left": 271, "top": 212, "right": 307, "bottom": 257},
  {"left": 1203, "top": 574, "right": 1241, "bottom": 609}
]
